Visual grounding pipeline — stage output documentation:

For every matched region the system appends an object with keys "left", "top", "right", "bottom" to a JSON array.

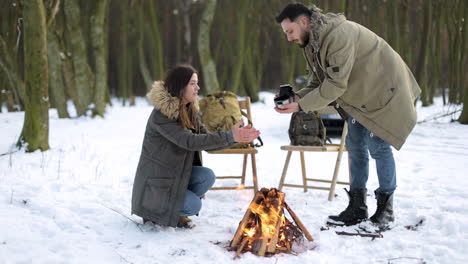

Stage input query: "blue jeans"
[
  {"left": 346, "top": 117, "right": 396, "bottom": 194},
  {"left": 180, "top": 166, "right": 216, "bottom": 216}
]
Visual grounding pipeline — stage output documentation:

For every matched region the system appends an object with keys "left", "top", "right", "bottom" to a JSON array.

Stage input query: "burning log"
[{"left": 229, "top": 188, "right": 313, "bottom": 258}]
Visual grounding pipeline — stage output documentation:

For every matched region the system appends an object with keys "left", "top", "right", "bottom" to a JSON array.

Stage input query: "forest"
[{"left": 0, "top": 0, "right": 467, "bottom": 152}]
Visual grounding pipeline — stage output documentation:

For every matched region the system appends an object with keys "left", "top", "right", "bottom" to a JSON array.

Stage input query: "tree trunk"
[
  {"left": 179, "top": 0, "right": 192, "bottom": 64},
  {"left": 198, "top": 0, "right": 220, "bottom": 94},
  {"left": 230, "top": 0, "right": 248, "bottom": 95},
  {"left": 90, "top": 0, "right": 109, "bottom": 117},
  {"left": 47, "top": 29, "right": 70, "bottom": 118},
  {"left": 414, "top": 0, "right": 432, "bottom": 106},
  {"left": 18, "top": 0, "right": 50, "bottom": 152},
  {"left": 137, "top": 2, "right": 153, "bottom": 92},
  {"left": 117, "top": 1, "right": 130, "bottom": 105},
  {"left": 0, "top": 37, "right": 24, "bottom": 111},
  {"left": 64, "top": 0, "right": 92, "bottom": 116},
  {"left": 457, "top": 0, "right": 468, "bottom": 124},
  {"left": 147, "top": 0, "right": 165, "bottom": 80}
]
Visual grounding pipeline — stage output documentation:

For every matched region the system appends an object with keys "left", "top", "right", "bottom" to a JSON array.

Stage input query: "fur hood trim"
[
  {"left": 146, "top": 81, "right": 199, "bottom": 120},
  {"left": 308, "top": 6, "right": 344, "bottom": 52}
]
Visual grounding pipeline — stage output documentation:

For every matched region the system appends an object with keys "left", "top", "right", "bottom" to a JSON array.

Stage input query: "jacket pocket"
[
  {"left": 141, "top": 178, "right": 174, "bottom": 215},
  {"left": 360, "top": 87, "right": 396, "bottom": 112}
]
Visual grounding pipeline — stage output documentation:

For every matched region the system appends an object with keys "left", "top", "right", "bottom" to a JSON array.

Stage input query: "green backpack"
[
  {"left": 199, "top": 91, "right": 262, "bottom": 148},
  {"left": 288, "top": 111, "right": 326, "bottom": 146}
]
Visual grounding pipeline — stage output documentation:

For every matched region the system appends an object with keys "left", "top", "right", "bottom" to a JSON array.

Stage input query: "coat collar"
[{"left": 146, "top": 81, "right": 199, "bottom": 120}]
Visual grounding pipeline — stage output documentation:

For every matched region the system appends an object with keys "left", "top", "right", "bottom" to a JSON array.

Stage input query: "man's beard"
[{"left": 299, "top": 31, "right": 310, "bottom": 48}]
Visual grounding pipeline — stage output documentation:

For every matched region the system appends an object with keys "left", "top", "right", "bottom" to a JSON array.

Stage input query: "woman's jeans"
[
  {"left": 346, "top": 117, "right": 396, "bottom": 194},
  {"left": 180, "top": 166, "right": 216, "bottom": 216}
]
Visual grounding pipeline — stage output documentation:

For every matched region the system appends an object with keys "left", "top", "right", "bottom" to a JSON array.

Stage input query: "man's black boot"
[
  {"left": 328, "top": 188, "right": 368, "bottom": 226},
  {"left": 370, "top": 191, "right": 394, "bottom": 228}
]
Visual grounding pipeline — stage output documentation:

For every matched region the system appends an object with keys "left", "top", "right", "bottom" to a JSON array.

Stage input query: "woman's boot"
[{"left": 328, "top": 188, "right": 368, "bottom": 225}]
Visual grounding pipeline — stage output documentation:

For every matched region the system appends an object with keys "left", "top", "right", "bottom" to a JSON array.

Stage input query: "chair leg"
[
  {"left": 250, "top": 153, "right": 258, "bottom": 192},
  {"left": 278, "top": 151, "right": 292, "bottom": 191},
  {"left": 241, "top": 154, "right": 248, "bottom": 185},
  {"left": 328, "top": 149, "right": 345, "bottom": 201},
  {"left": 300, "top": 151, "right": 308, "bottom": 192}
]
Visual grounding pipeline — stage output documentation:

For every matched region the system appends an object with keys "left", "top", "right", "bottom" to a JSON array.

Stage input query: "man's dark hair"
[{"left": 275, "top": 3, "right": 311, "bottom": 23}]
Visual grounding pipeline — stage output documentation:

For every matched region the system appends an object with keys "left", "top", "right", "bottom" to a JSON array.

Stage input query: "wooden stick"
[
  {"left": 234, "top": 237, "right": 249, "bottom": 259},
  {"left": 230, "top": 191, "right": 263, "bottom": 248},
  {"left": 266, "top": 211, "right": 283, "bottom": 253},
  {"left": 257, "top": 237, "right": 268, "bottom": 256},
  {"left": 335, "top": 231, "right": 383, "bottom": 238},
  {"left": 283, "top": 202, "right": 314, "bottom": 241}
]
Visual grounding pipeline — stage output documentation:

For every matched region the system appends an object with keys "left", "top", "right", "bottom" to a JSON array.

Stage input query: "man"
[{"left": 274, "top": 3, "right": 421, "bottom": 228}]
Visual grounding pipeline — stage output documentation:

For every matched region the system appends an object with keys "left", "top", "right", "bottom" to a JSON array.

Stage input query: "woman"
[{"left": 131, "top": 65, "right": 260, "bottom": 228}]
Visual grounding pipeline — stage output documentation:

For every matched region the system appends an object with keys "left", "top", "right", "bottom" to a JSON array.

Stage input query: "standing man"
[{"left": 274, "top": 4, "right": 420, "bottom": 228}]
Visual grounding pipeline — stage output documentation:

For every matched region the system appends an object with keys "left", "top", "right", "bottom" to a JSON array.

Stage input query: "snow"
[{"left": 1, "top": 92, "right": 467, "bottom": 264}]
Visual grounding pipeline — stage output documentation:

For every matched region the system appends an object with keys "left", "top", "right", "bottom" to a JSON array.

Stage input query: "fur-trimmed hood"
[
  {"left": 307, "top": 6, "right": 344, "bottom": 52},
  {"left": 146, "top": 81, "right": 199, "bottom": 120}
]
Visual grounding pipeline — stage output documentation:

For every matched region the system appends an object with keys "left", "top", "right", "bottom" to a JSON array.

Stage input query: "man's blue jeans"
[
  {"left": 346, "top": 117, "right": 396, "bottom": 194},
  {"left": 180, "top": 166, "right": 216, "bottom": 216}
]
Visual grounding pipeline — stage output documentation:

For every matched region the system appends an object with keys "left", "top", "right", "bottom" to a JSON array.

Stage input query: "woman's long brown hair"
[{"left": 163, "top": 65, "right": 199, "bottom": 131}]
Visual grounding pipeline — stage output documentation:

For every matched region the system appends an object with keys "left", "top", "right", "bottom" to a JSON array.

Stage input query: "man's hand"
[
  {"left": 231, "top": 120, "right": 261, "bottom": 143},
  {"left": 274, "top": 102, "right": 300, "bottom": 114}
]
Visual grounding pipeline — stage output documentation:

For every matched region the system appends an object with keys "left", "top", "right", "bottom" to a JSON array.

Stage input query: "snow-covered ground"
[{"left": 1, "top": 92, "right": 467, "bottom": 263}]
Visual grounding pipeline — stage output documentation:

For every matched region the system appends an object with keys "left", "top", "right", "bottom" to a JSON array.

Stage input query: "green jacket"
[
  {"left": 296, "top": 14, "right": 421, "bottom": 150},
  {"left": 131, "top": 81, "right": 235, "bottom": 227}
]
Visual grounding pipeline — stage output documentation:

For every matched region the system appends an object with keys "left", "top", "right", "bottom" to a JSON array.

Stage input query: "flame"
[
  {"left": 245, "top": 227, "right": 256, "bottom": 237},
  {"left": 234, "top": 188, "right": 303, "bottom": 256},
  {"left": 249, "top": 198, "right": 281, "bottom": 239}
]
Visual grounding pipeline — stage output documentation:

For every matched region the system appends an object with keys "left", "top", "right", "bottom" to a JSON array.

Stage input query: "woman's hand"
[{"left": 231, "top": 120, "right": 261, "bottom": 143}]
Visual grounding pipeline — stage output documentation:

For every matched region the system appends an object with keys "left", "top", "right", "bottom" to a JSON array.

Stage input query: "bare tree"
[
  {"left": 198, "top": 0, "right": 220, "bottom": 94},
  {"left": 18, "top": 0, "right": 50, "bottom": 151}
]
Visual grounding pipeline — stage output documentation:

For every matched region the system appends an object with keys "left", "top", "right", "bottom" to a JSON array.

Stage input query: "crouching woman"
[{"left": 131, "top": 65, "right": 260, "bottom": 228}]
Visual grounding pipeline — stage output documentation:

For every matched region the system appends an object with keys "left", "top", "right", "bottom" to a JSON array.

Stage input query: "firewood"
[
  {"left": 266, "top": 212, "right": 283, "bottom": 253},
  {"left": 284, "top": 202, "right": 314, "bottom": 241},
  {"left": 230, "top": 191, "right": 263, "bottom": 248},
  {"left": 256, "top": 237, "right": 268, "bottom": 256},
  {"left": 230, "top": 188, "right": 314, "bottom": 257},
  {"left": 234, "top": 238, "right": 249, "bottom": 259}
]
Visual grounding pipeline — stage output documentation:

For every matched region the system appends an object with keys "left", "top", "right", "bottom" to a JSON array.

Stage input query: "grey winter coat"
[
  {"left": 296, "top": 13, "right": 421, "bottom": 150},
  {"left": 131, "top": 81, "right": 236, "bottom": 227}
]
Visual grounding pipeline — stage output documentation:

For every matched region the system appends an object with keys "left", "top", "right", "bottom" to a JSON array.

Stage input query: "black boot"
[
  {"left": 370, "top": 191, "right": 394, "bottom": 228},
  {"left": 328, "top": 189, "right": 368, "bottom": 226},
  {"left": 370, "top": 191, "right": 395, "bottom": 229}
]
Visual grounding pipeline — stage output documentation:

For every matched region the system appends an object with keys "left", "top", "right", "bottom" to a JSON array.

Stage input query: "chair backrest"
[{"left": 238, "top": 97, "right": 253, "bottom": 123}]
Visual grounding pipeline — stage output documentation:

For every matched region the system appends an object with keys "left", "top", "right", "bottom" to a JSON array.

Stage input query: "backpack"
[
  {"left": 199, "top": 91, "right": 262, "bottom": 148},
  {"left": 288, "top": 111, "right": 326, "bottom": 146}
]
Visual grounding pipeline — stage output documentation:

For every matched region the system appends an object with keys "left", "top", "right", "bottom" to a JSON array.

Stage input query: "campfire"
[{"left": 229, "top": 188, "right": 314, "bottom": 258}]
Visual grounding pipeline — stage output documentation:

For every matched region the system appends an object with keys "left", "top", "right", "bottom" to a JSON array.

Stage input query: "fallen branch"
[
  {"left": 0, "top": 150, "right": 18, "bottom": 157},
  {"left": 335, "top": 231, "right": 383, "bottom": 238},
  {"left": 386, "top": 256, "right": 426, "bottom": 263},
  {"left": 417, "top": 108, "right": 462, "bottom": 124},
  {"left": 101, "top": 204, "right": 143, "bottom": 232}
]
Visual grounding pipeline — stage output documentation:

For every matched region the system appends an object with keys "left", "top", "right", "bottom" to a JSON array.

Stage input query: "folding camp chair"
[
  {"left": 277, "top": 106, "right": 350, "bottom": 201},
  {"left": 206, "top": 96, "right": 259, "bottom": 193}
]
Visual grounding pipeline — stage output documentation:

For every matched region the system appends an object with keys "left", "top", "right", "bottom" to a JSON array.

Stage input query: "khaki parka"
[
  {"left": 131, "top": 81, "right": 235, "bottom": 227},
  {"left": 296, "top": 14, "right": 421, "bottom": 150}
]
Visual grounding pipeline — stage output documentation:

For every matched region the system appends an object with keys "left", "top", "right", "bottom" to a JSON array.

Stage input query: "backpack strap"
[{"left": 240, "top": 110, "right": 263, "bottom": 147}]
